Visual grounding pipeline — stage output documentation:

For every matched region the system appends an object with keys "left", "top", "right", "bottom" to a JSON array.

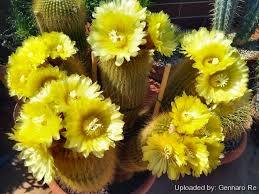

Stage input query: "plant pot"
[
  {"left": 48, "top": 174, "right": 156, "bottom": 194},
  {"left": 221, "top": 131, "right": 247, "bottom": 165}
]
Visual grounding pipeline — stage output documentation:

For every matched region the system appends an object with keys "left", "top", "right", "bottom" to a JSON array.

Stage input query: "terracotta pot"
[
  {"left": 221, "top": 131, "right": 248, "bottom": 165},
  {"left": 49, "top": 176, "right": 156, "bottom": 194}
]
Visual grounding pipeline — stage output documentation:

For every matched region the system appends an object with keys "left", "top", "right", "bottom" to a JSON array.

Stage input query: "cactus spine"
[
  {"left": 118, "top": 114, "right": 171, "bottom": 173},
  {"left": 98, "top": 50, "right": 153, "bottom": 129},
  {"left": 234, "top": 0, "right": 259, "bottom": 45},
  {"left": 161, "top": 58, "right": 198, "bottom": 111},
  {"left": 213, "top": 0, "right": 239, "bottom": 33},
  {"left": 33, "top": 0, "right": 91, "bottom": 75},
  {"left": 51, "top": 144, "right": 117, "bottom": 193}
]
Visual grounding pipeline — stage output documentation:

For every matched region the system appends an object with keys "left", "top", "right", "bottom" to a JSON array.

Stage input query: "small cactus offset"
[
  {"left": 33, "top": 0, "right": 91, "bottom": 74},
  {"left": 98, "top": 50, "right": 154, "bottom": 129},
  {"left": 52, "top": 145, "right": 117, "bottom": 193},
  {"left": 234, "top": 0, "right": 259, "bottom": 45}
]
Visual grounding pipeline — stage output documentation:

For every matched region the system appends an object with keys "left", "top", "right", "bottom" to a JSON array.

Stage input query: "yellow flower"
[
  {"left": 14, "top": 143, "right": 55, "bottom": 184},
  {"left": 63, "top": 98, "right": 124, "bottom": 158},
  {"left": 183, "top": 136, "right": 209, "bottom": 177},
  {"left": 19, "top": 36, "right": 49, "bottom": 67},
  {"left": 181, "top": 28, "right": 236, "bottom": 74},
  {"left": 23, "top": 65, "right": 67, "bottom": 98},
  {"left": 194, "top": 114, "right": 224, "bottom": 142},
  {"left": 170, "top": 94, "right": 211, "bottom": 135},
  {"left": 7, "top": 63, "right": 33, "bottom": 98},
  {"left": 146, "top": 11, "right": 177, "bottom": 56},
  {"left": 202, "top": 138, "right": 224, "bottom": 174},
  {"left": 42, "top": 32, "right": 77, "bottom": 60},
  {"left": 88, "top": 0, "right": 147, "bottom": 66},
  {"left": 31, "top": 74, "right": 102, "bottom": 112},
  {"left": 10, "top": 102, "right": 62, "bottom": 146},
  {"left": 196, "top": 59, "right": 249, "bottom": 104},
  {"left": 142, "top": 133, "right": 187, "bottom": 180}
]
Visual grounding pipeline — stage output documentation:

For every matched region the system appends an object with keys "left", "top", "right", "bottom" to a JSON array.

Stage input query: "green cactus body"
[
  {"left": 213, "top": 0, "right": 227, "bottom": 31},
  {"left": 98, "top": 50, "right": 153, "bottom": 129},
  {"left": 234, "top": 0, "right": 259, "bottom": 45},
  {"left": 214, "top": 92, "right": 254, "bottom": 142},
  {"left": 118, "top": 114, "right": 172, "bottom": 173},
  {"left": 223, "top": 0, "right": 239, "bottom": 33},
  {"left": 161, "top": 58, "right": 198, "bottom": 111},
  {"left": 213, "top": 0, "right": 239, "bottom": 33},
  {"left": 33, "top": 0, "right": 91, "bottom": 74},
  {"left": 51, "top": 145, "right": 117, "bottom": 193},
  {"left": 118, "top": 135, "right": 148, "bottom": 173}
]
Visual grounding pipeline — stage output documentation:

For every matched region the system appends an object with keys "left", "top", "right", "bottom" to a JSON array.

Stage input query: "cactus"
[
  {"left": 234, "top": 0, "right": 259, "bottom": 45},
  {"left": 51, "top": 144, "right": 117, "bottom": 193},
  {"left": 33, "top": 0, "right": 91, "bottom": 74},
  {"left": 213, "top": 0, "right": 227, "bottom": 31},
  {"left": 98, "top": 50, "right": 153, "bottom": 129},
  {"left": 118, "top": 114, "right": 171, "bottom": 173},
  {"left": 214, "top": 92, "right": 254, "bottom": 142},
  {"left": 213, "top": 0, "right": 239, "bottom": 33},
  {"left": 161, "top": 58, "right": 198, "bottom": 111}
]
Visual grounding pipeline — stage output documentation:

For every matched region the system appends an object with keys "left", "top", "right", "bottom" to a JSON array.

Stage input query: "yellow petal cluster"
[
  {"left": 10, "top": 102, "right": 62, "bottom": 147},
  {"left": 15, "top": 143, "right": 55, "bottom": 184},
  {"left": 196, "top": 58, "right": 248, "bottom": 104},
  {"left": 143, "top": 133, "right": 187, "bottom": 180},
  {"left": 142, "top": 94, "right": 224, "bottom": 180},
  {"left": 146, "top": 11, "right": 177, "bottom": 56},
  {"left": 181, "top": 28, "right": 236, "bottom": 74},
  {"left": 170, "top": 94, "right": 211, "bottom": 135},
  {"left": 42, "top": 32, "right": 77, "bottom": 60},
  {"left": 7, "top": 32, "right": 77, "bottom": 98},
  {"left": 31, "top": 74, "right": 102, "bottom": 112},
  {"left": 63, "top": 98, "right": 124, "bottom": 158},
  {"left": 88, "top": 0, "right": 147, "bottom": 66},
  {"left": 10, "top": 74, "right": 125, "bottom": 183}
]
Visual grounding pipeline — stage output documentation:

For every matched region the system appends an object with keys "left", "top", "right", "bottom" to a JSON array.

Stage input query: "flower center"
[
  {"left": 210, "top": 73, "right": 229, "bottom": 88},
  {"left": 109, "top": 30, "right": 124, "bottom": 43},
  {"left": 182, "top": 111, "right": 196, "bottom": 122},
  {"left": 204, "top": 57, "right": 220, "bottom": 66},
  {"left": 33, "top": 115, "right": 46, "bottom": 125},
  {"left": 69, "top": 90, "right": 77, "bottom": 99},
  {"left": 163, "top": 146, "right": 172, "bottom": 160},
  {"left": 83, "top": 117, "right": 104, "bottom": 137}
]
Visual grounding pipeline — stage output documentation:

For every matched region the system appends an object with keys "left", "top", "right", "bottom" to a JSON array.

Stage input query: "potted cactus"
[{"left": 3, "top": 0, "right": 256, "bottom": 193}]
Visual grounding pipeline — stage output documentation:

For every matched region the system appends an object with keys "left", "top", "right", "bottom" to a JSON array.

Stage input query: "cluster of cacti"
[
  {"left": 5, "top": 0, "right": 255, "bottom": 193},
  {"left": 164, "top": 28, "right": 251, "bottom": 147},
  {"left": 213, "top": 0, "right": 259, "bottom": 49}
]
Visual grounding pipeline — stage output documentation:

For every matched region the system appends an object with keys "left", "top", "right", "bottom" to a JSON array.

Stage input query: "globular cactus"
[
  {"left": 213, "top": 0, "right": 239, "bottom": 33},
  {"left": 51, "top": 144, "right": 117, "bottom": 193},
  {"left": 98, "top": 50, "right": 154, "bottom": 129},
  {"left": 214, "top": 92, "right": 254, "bottom": 142},
  {"left": 118, "top": 114, "right": 171, "bottom": 173},
  {"left": 33, "top": 0, "right": 91, "bottom": 74},
  {"left": 161, "top": 58, "right": 198, "bottom": 111},
  {"left": 234, "top": 0, "right": 259, "bottom": 45}
]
